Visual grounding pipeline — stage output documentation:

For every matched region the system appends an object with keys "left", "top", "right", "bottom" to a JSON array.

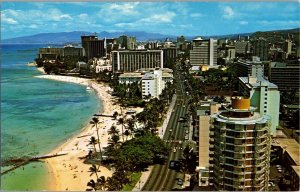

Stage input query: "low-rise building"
[
  {"left": 38, "top": 47, "right": 63, "bottom": 60},
  {"left": 118, "top": 68, "right": 173, "bottom": 86},
  {"left": 119, "top": 73, "right": 143, "bottom": 84},
  {"left": 272, "top": 138, "right": 300, "bottom": 191},
  {"left": 196, "top": 102, "right": 219, "bottom": 187}
]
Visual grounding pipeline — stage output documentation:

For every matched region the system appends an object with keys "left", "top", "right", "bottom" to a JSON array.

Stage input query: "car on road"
[
  {"left": 173, "top": 148, "right": 177, "bottom": 153},
  {"left": 177, "top": 179, "right": 184, "bottom": 186},
  {"left": 185, "top": 135, "right": 189, "bottom": 140},
  {"left": 169, "top": 129, "right": 173, "bottom": 132},
  {"left": 185, "top": 130, "right": 189, "bottom": 134},
  {"left": 169, "top": 160, "right": 181, "bottom": 170},
  {"left": 178, "top": 117, "right": 185, "bottom": 122}
]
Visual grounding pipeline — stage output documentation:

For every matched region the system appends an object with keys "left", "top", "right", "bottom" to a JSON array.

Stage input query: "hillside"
[
  {"left": 1, "top": 31, "right": 177, "bottom": 44},
  {"left": 1, "top": 28, "right": 298, "bottom": 44}
]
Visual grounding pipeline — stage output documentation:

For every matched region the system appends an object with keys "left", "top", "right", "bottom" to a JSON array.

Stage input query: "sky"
[{"left": 1, "top": 1, "right": 300, "bottom": 39}]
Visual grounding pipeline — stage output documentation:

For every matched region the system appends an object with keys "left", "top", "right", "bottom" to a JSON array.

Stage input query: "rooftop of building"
[
  {"left": 198, "top": 115, "right": 210, "bottom": 168},
  {"left": 112, "top": 49, "right": 162, "bottom": 53},
  {"left": 119, "top": 73, "right": 143, "bottom": 78},
  {"left": 239, "top": 76, "right": 278, "bottom": 89},
  {"left": 272, "top": 138, "right": 300, "bottom": 166},
  {"left": 213, "top": 97, "right": 271, "bottom": 123},
  {"left": 142, "top": 73, "right": 156, "bottom": 80},
  {"left": 270, "top": 62, "right": 300, "bottom": 68},
  {"left": 283, "top": 104, "right": 300, "bottom": 109},
  {"left": 214, "top": 111, "right": 269, "bottom": 124},
  {"left": 238, "top": 59, "right": 263, "bottom": 65},
  {"left": 119, "top": 68, "right": 173, "bottom": 78},
  {"left": 137, "top": 68, "right": 173, "bottom": 73}
]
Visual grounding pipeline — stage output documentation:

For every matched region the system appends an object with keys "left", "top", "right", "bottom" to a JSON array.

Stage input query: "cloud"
[
  {"left": 97, "top": 2, "right": 140, "bottom": 23},
  {"left": 239, "top": 21, "right": 248, "bottom": 25},
  {"left": 140, "top": 12, "right": 176, "bottom": 23},
  {"left": 106, "top": 2, "right": 139, "bottom": 15},
  {"left": 78, "top": 13, "right": 88, "bottom": 20},
  {"left": 190, "top": 13, "right": 204, "bottom": 18},
  {"left": 28, "top": 24, "right": 38, "bottom": 29},
  {"left": 48, "top": 9, "right": 72, "bottom": 21},
  {"left": 2, "top": 17, "right": 18, "bottom": 24},
  {"left": 114, "top": 22, "right": 135, "bottom": 28},
  {"left": 223, "top": 6, "right": 235, "bottom": 19}
]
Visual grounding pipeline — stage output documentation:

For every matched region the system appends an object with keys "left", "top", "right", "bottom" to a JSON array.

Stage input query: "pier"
[{"left": 1, "top": 153, "right": 67, "bottom": 175}]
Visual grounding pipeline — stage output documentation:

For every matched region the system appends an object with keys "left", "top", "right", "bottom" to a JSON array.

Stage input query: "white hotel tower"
[{"left": 209, "top": 97, "right": 271, "bottom": 191}]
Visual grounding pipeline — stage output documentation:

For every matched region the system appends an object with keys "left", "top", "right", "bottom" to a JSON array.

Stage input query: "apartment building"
[
  {"left": 239, "top": 76, "right": 280, "bottom": 135},
  {"left": 209, "top": 97, "right": 271, "bottom": 191}
]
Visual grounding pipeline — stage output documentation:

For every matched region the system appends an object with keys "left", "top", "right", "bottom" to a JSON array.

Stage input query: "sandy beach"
[{"left": 35, "top": 74, "right": 142, "bottom": 191}]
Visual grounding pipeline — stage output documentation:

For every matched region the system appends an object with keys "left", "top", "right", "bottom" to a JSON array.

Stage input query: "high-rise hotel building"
[
  {"left": 111, "top": 50, "right": 163, "bottom": 73},
  {"left": 209, "top": 97, "right": 271, "bottom": 191},
  {"left": 81, "top": 35, "right": 105, "bottom": 59},
  {"left": 190, "top": 37, "right": 217, "bottom": 66}
]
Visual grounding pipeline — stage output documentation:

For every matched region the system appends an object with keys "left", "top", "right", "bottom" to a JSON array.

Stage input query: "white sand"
[
  {"left": 35, "top": 74, "right": 142, "bottom": 190},
  {"left": 36, "top": 67, "right": 46, "bottom": 74}
]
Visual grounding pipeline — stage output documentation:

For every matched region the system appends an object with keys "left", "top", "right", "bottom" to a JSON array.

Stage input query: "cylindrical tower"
[{"left": 209, "top": 97, "right": 271, "bottom": 191}]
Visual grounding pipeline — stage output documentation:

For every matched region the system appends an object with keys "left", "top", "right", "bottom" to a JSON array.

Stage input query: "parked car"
[{"left": 177, "top": 179, "right": 184, "bottom": 186}]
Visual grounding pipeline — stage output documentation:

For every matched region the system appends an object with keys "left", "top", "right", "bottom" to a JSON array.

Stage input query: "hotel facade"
[
  {"left": 112, "top": 50, "right": 163, "bottom": 73},
  {"left": 209, "top": 97, "right": 271, "bottom": 191}
]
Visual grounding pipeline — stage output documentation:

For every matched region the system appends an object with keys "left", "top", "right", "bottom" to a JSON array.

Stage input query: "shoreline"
[{"left": 35, "top": 73, "right": 142, "bottom": 190}]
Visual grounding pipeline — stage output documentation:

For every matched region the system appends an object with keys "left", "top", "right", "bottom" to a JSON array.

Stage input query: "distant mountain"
[
  {"left": 99, "top": 31, "right": 177, "bottom": 41},
  {"left": 1, "top": 31, "right": 177, "bottom": 44},
  {"left": 2, "top": 28, "right": 298, "bottom": 44},
  {"left": 1, "top": 31, "right": 92, "bottom": 44}
]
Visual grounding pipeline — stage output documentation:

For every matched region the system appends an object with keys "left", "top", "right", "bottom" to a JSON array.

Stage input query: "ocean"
[{"left": 0, "top": 44, "right": 102, "bottom": 190}]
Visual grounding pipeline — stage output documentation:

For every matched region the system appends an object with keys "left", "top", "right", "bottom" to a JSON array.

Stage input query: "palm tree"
[
  {"left": 124, "top": 130, "right": 130, "bottom": 141},
  {"left": 97, "top": 176, "right": 106, "bottom": 191},
  {"left": 131, "top": 115, "right": 139, "bottom": 130},
  {"left": 109, "top": 134, "right": 121, "bottom": 150},
  {"left": 86, "top": 179, "right": 96, "bottom": 191},
  {"left": 89, "top": 164, "right": 100, "bottom": 179},
  {"left": 90, "top": 117, "right": 102, "bottom": 161},
  {"left": 87, "top": 136, "right": 97, "bottom": 154},
  {"left": 112, "top": 111, "right": 118, "bottom": 120},
  {"left": 117, "top": 117, "right": 125, "bottom": 142},
  {"left": 108, "top": 125, "right": 119, "bottom": 136}
]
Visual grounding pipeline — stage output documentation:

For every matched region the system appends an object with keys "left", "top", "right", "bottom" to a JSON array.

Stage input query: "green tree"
[
  {"left": 117, "top": 117, "right": 125, "bottom": 142},
  {"left": 108, "top": 125, "right": 119, "bottom": 136},
  {"left": 87, "top": 136, "right": 97, "bottom": 154},
  {"left": 89, "top": 164, "right": 100, "bottom": 179},
  {"left": 112, "top": 111, "right": 118, "bottom": 120},
  {"left": 90, "top": 117, "right": 102, "bottom": 161},
  {"left": 34, "top": 58, "right": 44, "bottom": 67}
]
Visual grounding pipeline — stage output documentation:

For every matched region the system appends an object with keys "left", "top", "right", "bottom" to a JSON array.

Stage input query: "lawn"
[{"left": 122, "top": 172, "right": 142, "bottom": 191}]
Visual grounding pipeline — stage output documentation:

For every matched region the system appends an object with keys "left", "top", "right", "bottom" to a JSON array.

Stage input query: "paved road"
[{"left": 142, "top": 65, "right": 190, "bottom": 191}]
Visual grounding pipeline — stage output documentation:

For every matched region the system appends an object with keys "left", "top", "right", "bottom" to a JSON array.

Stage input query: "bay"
[{"left": 0, "top": 44, "right": 101, "bottom": 190}]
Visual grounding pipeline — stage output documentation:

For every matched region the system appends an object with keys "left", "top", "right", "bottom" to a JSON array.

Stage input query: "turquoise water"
[{"left": 1, "top": 44, "right": 102, "bottom": 190}]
